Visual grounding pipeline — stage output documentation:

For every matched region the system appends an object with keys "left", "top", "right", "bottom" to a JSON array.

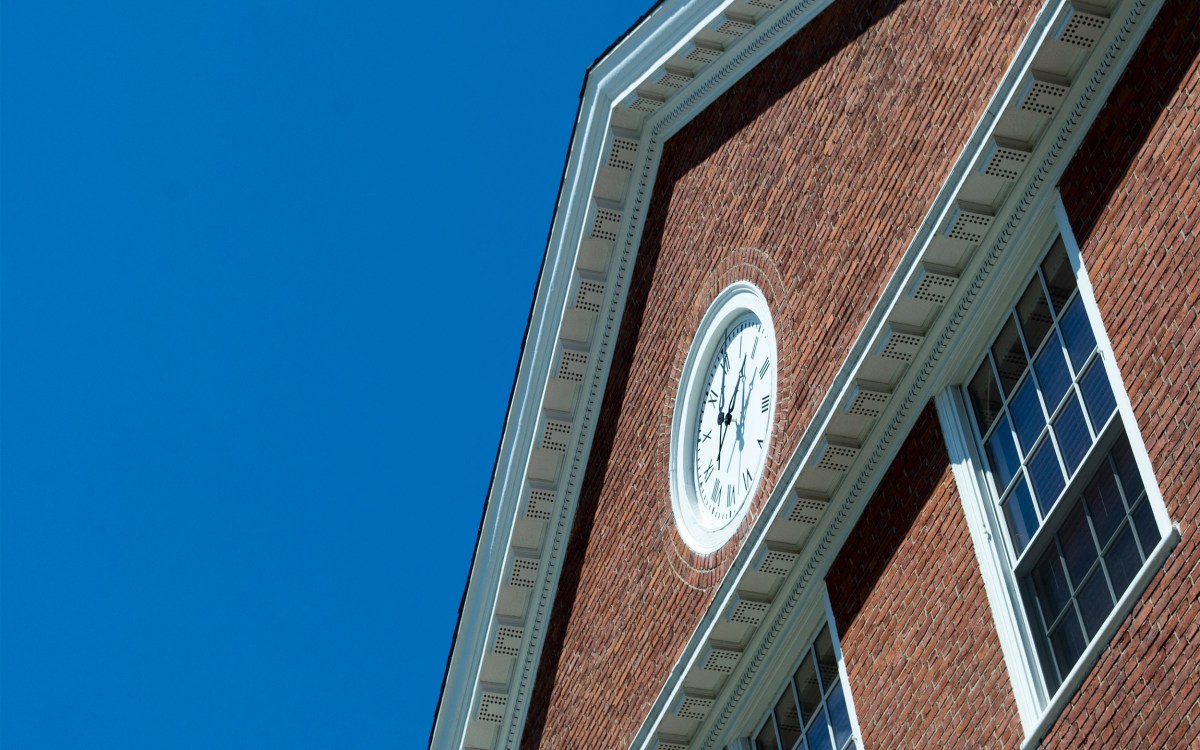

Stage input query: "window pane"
[
  {"left": 1077, "top": 567, "right": 1115, "bottom": 638},
  {"left": 991, "top": 317, "right": 1028, "bottom": 396},
  {"left": 813, "top": 627, "right": 838, "bottom": 696},
  {"left": 1028, "top": 438, "right": 1066, "bottom": 514},
  {"left": 1041, "top": 236, "right": 1075, "bottom": 314},
  {"left": 969, "top": 361, "right": 1003, "bottom": 434},
  {"left": 986, "top": 414, "right": 1020, "bottom": 491},
  {"left": 1079, "top": 359, "right": 1116, "bottom": 432},
  {"left": 755, "top": 717, "right": 781, "bottom": 750},
  {"left": 826, "top": 683, "right": 854, "bottom": 750},
  {"left": 774, "top": 688, "right": 803, "bottom": 749},
  {"left": 793, "top": 653, "right": 822, "bottom": 726},
  {"left": 1084, "top": 461, "right": 1125, "bottom": 548},
  {"left": 1053, "top": 395, "right": 1091, "bottom": 476},
  {"left": 1017, "top": 276, "right": 1055, "bottom": 354},
  {"left": 805, "top": 708, "right": 833, "bottom": 750},
  {"left": 1111, "top": 436, "right": 1145, "bottom": 504},
  {"left": 1050, "top": 609, "right": 1087, "bottom": 684},
  {"left": 1105, "top": 523, "right": 1142, "bottom": 596},
  {"left": 1059, "top": 297, "right": 1097, "bottom": 372},
  {"left": 1132, "top": 498, "right": 1161, "bottom": 557},
  {"left": 1059, "top": 502, "right": 1099, "bottom": 585},
  {"left": 1034, "top": 338, "right": 1071, "bottom": 412},
  {"left": 1011, "top": 376, "right": 1047, "bottom": 455},
  {"left": 1004, "top": 478, "right": 1039, "bottom": 554},
  {"left": 1032, "top": 545, "right": 1072, "bottom": 626}
]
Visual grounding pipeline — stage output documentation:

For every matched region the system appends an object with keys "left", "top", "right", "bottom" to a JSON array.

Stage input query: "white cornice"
[{"left": 431, "top": 0, "right": 1168, "bottom": 747}]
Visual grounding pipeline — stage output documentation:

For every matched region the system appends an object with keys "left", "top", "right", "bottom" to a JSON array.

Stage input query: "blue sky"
[{"left": 1, "top": 1, "right": 651, "bottom": 746}]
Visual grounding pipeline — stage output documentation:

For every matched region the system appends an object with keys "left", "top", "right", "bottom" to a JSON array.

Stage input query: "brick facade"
[
  {"left": 826, "top": 405, "right": 1023, "bottom": 747},
  {"left": 522, "top": 1, "right": 1040, "bottom": 746},
  {"left": 1047, "top": 0, "right": 1200, "bottom": 745}
]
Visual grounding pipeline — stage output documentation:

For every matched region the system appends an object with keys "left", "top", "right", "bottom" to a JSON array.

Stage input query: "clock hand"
[
  {"left": 721, "top": 356, "right": 747, "bottom": 468},
  {"left": 716, "top": 348, "right": 731, "bottom": 468}
]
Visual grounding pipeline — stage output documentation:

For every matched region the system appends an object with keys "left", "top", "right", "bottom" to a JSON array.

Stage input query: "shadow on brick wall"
[
  {"left": 1061, "top": 0, "right": 1200, "bottom": 242},
  {"left": 825, "top": 405, "right": 949, "bottom": 630}
]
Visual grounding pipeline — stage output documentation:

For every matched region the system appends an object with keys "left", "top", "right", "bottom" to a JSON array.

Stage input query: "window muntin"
[
  {"left": 966, "top": 237, "right": 1122, "bottom": 559},
  {"left": 963, "top": 235, "right": 1163, "bottom": 694},
  {"left": 752, "top": 624, "right": 857, "bottom": 750}
]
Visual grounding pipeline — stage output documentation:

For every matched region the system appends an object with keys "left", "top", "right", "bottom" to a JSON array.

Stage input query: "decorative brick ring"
[{"left": 660, "top": 248, "right": 789, "bottom": 591}]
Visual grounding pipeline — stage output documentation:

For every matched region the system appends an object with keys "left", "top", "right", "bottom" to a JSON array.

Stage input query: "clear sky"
[{"left": 1, "top": 1, "right": 652, "bottom": 746}]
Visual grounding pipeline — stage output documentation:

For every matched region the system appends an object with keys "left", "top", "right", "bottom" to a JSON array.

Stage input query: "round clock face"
[
  {"left": 691, "top": 312, "right": 775, "bottom": 527},
  {"left": 670, "top": 282, "right": 777, "bottom": 553}
]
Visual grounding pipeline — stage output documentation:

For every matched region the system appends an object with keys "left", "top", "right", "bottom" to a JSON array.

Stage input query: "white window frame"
[
  {"left": 741, "top": 588, "right": 865, "bottom": 750},
  {"left": 935, "top": 194, "right": 1179, "bottom": 748}
]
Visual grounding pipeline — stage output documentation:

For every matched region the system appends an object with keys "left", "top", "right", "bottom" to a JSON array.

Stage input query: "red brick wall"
[
  {"left": 1048, "top": 1, "right": 1200, "bottom": 746},
  {"left": 522, "top": 1, "right": 1040, "bottom": 746},
  {"left": 826, "top": 406, "right": 1023, "bottom": 747}
]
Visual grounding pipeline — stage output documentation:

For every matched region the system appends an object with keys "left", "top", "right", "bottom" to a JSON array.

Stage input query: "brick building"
[{"left": 432, "top": 0, "right": 1200, "bottom": 747}]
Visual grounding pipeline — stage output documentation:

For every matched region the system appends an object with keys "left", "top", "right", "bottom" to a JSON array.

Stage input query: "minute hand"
[{"left": 720, "top": 356, "right": 747, "bottom": 469}]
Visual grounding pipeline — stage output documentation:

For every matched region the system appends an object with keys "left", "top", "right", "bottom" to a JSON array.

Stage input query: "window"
[
  {"left": 751, "top": 620, "right": 859, "bottom": 750},
  {"left": 964, "top": 235, "right": 1160, "bottom": 693},
  {"left": 937, "top": 200, "right": 1176, "bottom": 739}
]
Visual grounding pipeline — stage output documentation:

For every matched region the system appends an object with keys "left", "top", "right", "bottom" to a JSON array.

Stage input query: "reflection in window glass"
[
  {"left": 965, "top": 235, "right": 1164, "bottom": 694},
  {"left": 1016, "top": 276, "right": 1054, "bottom": 355},
  {"left": 1004, "top": 478, "right": 1038, "bottom": 554},
  {"left": 992, "top": 317, "right": 1027, "bottom": 396},
  {"left": 774, "top": 688, "right": 802, "bottom": 749},
  {"left": 754, "top": 717, "right": 781, "bottom": 750},
  {"left": 754, "top": 624, "right": 858, "bottom": 750},
  {"left": 1041, "top": 237, "right": 1074, "bottom": 313},
  {"left": 1079, "top": 360, "right": 1116, "bottom": 432},
  {"left": 1034, "top": 340, "right": 1071, "bottom": 412},
  {"left": 1053, "top": 396, "right": 1091, "bottom": 474}
]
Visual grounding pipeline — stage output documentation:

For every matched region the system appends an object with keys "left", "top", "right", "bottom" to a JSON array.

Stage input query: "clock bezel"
[{"left": 670, "top": 281, "right": 778, "bottom": 554}]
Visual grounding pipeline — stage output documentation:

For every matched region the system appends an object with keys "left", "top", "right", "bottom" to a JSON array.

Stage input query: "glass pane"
[
  {"left": 1059, "top": 297, "right": 1097, "bottom": 373},
  {"left": 986, "top": 414, "right": 1020, "bottom": 491},
  {"left": 1084, "top": 461, "right": 1125, "bottom": 547},
  {"left": 805, "top": 708, "right": 833, "bottom": 750},
  {"left": 793, "top": 652, "right": 823, "bottom": 725},
  {"left": 1079, "top": 359, "right": 1116, "bottom": 433},
  {"left": 1011, "top": 376, "right": 1047, "bottom": 455},
  {"left": 1032, "top": 545, "right": 1072, "bottom": 626},
  {"left": 969, "top": 361, "right": 1003, "bottom": 434},
  {"left": 1105, "top": 523, "right": 1142, "bottom": 596},
  {"left": 774, "top": 688, "right": 803, "bottom": 749},
  {"left": 1077, "top": 567, "right": 1115, "bottom": 637},
  {"left": 1132, "top": 498, "right": 1161, "bottom": 557},
  {"left": 826, "top": 683, "right": 853, "bottom": 750},
  {"left": 814, "top": 627, "right": 838, "bottom": 696},
  {"left": 1053, "top": 395, "right": 1091, "bottom": 476},
  {"left": 1111, "top": 436, "right": 1145, "bottom": 504},
  {"left": 1034, "top": 338, "right": 1071, "bottom": 412},
  {"left": 1017, "top": 276, "right": 1055, "bottom": 354},
  {"left": 1004, "top": 478, "right": 1039, "bottom": 554},
  {"left": 1050, "top": 608, "right": 1087, "bottom": 682},
  {"left": 1060, "top": 502, "right": 1099, "bottom": 585},
  {"left": 991, "top": 317, "right": 1028, "bottom": 396},
  {"left": 755, "top": 717, "right": 782, "bottom": 750},
  {"left": 1041, "top": 236, "right": 1075, "bottom": 314},
  {"left": 1029, "top": 438, "right": 1066, "bottom": 514}
]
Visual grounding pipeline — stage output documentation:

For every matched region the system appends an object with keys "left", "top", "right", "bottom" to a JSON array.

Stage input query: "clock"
[{"left": 670, "top": 282, "right": 777, "bottom": 553}]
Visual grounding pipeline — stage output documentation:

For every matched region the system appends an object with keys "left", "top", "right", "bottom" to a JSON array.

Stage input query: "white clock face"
[
  {"left": 670, "top": 281, "right": 778, "bottom": 553},
  {"left": 691, "top": 312, "right": 775, "bottom": 528}
]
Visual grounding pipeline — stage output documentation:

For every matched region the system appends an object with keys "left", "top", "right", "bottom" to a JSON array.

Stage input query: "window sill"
[{"left": 1019, "top": 523, "right": 1181, "bottom": 750}]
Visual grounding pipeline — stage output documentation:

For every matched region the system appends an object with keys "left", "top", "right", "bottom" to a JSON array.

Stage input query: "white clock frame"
[{"left": 670, "top": 281, "right": 778, "bottom": 554}]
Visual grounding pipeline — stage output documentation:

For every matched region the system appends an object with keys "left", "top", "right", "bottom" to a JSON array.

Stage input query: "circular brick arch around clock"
[{"left": 661, "top": 247, "right": 792, "bottom": 590}]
